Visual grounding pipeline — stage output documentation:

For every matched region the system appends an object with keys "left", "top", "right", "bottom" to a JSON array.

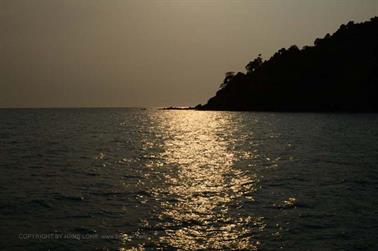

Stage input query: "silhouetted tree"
[
  {"left": 288, "top": 45, "right": 299, "bottom": 51},
  {"left": 245, "top": 54, "right": 263, "bottom": 74},
  {"left": 219, "top": 71, "right": 235, "bottom": 89}
]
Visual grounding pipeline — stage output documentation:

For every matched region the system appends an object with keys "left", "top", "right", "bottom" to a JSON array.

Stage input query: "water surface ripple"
[{"left": 0, "top": 109, "right": 378, "bottom": 250}]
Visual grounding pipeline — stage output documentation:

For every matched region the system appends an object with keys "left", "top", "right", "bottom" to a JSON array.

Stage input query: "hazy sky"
[{"left": 1, "top": 0, "right": 377, "bottom": 108}]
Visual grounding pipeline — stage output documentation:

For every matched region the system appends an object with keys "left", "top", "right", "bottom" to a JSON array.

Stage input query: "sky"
[{"left": 1, "top": 0, "right": 377, "bottom": 108}]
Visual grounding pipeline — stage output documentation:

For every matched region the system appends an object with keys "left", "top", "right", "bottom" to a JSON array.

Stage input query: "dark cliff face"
[{"left": 198, "top": 17, "right": 378, "bottom": 112}]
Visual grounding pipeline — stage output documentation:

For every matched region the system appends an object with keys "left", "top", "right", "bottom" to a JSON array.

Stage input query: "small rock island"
[{"left": 196, "top": 17, "right": 378, "bottom": 112}]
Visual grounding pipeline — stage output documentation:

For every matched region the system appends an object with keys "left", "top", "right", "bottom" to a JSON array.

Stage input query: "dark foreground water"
[{"left": 1, "top": 108, "right": 378, "bottom": 251}]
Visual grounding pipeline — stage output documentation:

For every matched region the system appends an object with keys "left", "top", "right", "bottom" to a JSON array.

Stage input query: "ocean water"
[{"left": 1, "top": 108, "right": 378, "bottom": 251}]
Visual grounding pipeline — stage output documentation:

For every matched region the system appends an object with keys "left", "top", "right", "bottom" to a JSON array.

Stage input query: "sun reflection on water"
[
  {"left": 122, "top": 111, "right": 265, "bottom": 250},
  {"left": 151, "top": 111, "right": 263, "bottom": 250}
]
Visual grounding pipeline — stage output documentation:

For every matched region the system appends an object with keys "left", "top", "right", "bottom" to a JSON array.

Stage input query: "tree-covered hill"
[{"left": 197, "top": 17, "right": 378, "bottom": 112}]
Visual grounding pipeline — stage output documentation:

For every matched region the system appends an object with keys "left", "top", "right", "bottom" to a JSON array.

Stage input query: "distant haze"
[{"left": 1, "top": 0, "right": 377, "bottom": 108}]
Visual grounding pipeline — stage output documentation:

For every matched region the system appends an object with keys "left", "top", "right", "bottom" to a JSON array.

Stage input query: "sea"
[{"left": 1, "top": 108, "right": 378, "bottom": 251}]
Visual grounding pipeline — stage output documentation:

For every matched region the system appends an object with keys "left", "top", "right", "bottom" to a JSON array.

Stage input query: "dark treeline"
[{"left": 197, "top": 17, "right": 378, "bottom": 112}]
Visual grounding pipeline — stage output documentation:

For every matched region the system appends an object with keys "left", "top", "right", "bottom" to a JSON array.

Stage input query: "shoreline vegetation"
[{"left": 193, "top": 17, "right": 378, "bottom": 112}]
